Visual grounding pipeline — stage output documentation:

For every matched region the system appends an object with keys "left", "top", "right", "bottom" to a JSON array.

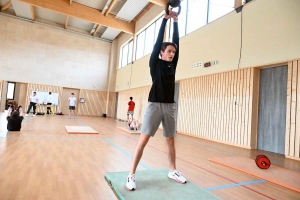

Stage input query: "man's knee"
[
  {"left": 138, "top": 134, "right": 150, "bottom": 148},
  {"left": 165, "top": 137, "right": 175, "bottom": 146}
]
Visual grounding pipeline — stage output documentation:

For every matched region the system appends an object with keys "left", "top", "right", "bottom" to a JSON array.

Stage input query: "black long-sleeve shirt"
[{"left": 148, "top": 18, "right": 179, "bottom": 103}]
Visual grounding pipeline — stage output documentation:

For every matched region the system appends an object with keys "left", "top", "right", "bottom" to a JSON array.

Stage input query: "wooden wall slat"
[
  {"left": 77, "top": 90, "right": 115, "bottom": 117},
  {"left": 241, "top": 69, "right": 247, "bottom": 146},
  {"left": 285, "top": 62, "right": 293, "bottom": 156},
  {"left": 289, "top": 61, "right": 298, "bottom": 157},
  {"left": 177, "top": 68, "right": 254, "bottom": 148},
  {"left": 295, "top": 60, "right": 300, "bottom": 158}
]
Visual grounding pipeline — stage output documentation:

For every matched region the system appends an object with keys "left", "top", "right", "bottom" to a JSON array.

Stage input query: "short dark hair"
[
  {"left": 161, "top": 42, "right": 177, "bottom": 53},
  {"left": 49, "top": 92, "right": 52, "bottom": 95},
  {"left": 33, "top": 92, "right": 36, "bottom": 94},
  {"left": 11, "top": 111, "right": 20, "bottom": 119},
  {"left": 130, "top": 97, "right": 133, "bottom": 100},
  {"left": 71, "top": 93, "right": 74, "bottom": 95}
]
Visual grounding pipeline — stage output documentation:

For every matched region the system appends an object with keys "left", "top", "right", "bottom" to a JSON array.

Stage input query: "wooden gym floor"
[{"left": 0, "top": 113, "right": 299, "bottom": 200}]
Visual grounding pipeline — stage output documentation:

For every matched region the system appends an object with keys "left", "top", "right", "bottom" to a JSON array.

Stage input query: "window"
[
  {"left": 170, "top": 0, "right": 234, "bottom": 37},
  {"left": 119, "top": 0, "right": 234, "bottom": 65},
  {"left": 186, "top": 0, "right": 208, "bottom": 34},
  {"left": 154, "top": 16, "right": 164, "bottom": 42},
  {"left": 121, "top": 43, "right": 129, "bottom": 67},
  {"left": 208, "top": 0, "right": 234, "bottom": 23},
  {"left": 127, "top": 40, "right": 133, "bottom": 64},
  {"left": 120, "top": 40, "right": 133, "bottom": 68},
  {"left": 7, "top": 82, "right": 16, "bottom": 100},
  {"left": 144, "top": 23, "right": 156, "bottom": 55},
  {"left": 135, "top": 15, "right": 164, "bottom": 60},
  {"left": 135, "top": 31, "right": 145, "bottom": 60}
]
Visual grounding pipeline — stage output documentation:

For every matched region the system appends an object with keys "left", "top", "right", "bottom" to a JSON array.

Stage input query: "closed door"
[
  {"left": 257, "top": 66, "right": 287, "bottom": 154},
  {"left": 61, "top": 88, "right": 80, "bottom": 114}
]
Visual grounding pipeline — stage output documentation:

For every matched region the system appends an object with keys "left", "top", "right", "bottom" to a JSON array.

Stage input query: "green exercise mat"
[{"left": 104, "top": 169, "right": 220, "bottom": 200}]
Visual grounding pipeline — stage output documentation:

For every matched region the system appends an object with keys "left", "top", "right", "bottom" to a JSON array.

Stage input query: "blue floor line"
[
  {"left": 104, "top": 138, "right": 150, "bottom": 170},
  {"left": 74, "top": 118, "right": 85, "bottom": 126},
  {"left": 205, "top": 180, "right": 267, "bottom": 191}
]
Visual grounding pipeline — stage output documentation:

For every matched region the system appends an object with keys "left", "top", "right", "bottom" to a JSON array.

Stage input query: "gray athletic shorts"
[{"left": 141, "top": 102, "right": 176, "bottom": 137}]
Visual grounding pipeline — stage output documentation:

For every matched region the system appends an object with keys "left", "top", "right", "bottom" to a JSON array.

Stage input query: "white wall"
[{"left": 0, "top": 16, "right": 112, "bottom": 91}]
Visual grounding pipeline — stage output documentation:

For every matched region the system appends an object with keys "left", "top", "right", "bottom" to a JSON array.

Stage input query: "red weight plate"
[
  {"left": 255, "top": 155, "right": 266, "bottom": 163},
  {"left": 256, "top": 156, "right": 271, "bottom": 169}
]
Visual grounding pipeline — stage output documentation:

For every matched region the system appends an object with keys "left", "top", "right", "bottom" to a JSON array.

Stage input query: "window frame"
[{"left": 6, "top": 82, "right": 16, "bottom": 100}]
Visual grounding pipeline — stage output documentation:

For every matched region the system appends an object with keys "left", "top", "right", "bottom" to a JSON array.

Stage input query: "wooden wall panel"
[
  {"left": 117, "top": 86, "right": 151, "bottom": 121},
  {"left": 107, "top": 92, "right": 116, "bottom": 118},
  {"left": 76, "top": 91, "right": 116, "bottom": 117},
  {"left": 177, "top": 68, "right": 255, "bottom": 148},
  {"left": 77, "top": 90, "right": 106, "bottom": 116},
  {"left": 286, "top": 60, "right": 300, "bottom": 160},
  {"left": 25, "top": 84, "right": 116, "bottom": 117},
  {"left": 26, "top": 83, "right": 63, "bottom": 112},
  {"left": 18, "top": 83, "right": 28, "bottom": 109}
]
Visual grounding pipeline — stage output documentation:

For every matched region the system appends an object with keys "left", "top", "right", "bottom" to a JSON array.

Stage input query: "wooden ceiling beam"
[
  {"left": 147, "top": 0, "right": 167, "bottom": 7},
  {"left": 70, "top": 0, "right": 72, "bottom": 5},
  {"left": 19, "top": 0, "right": 135, "bottom": 34},
  {"left": 104, "top": 0, "right": 116, "bottom": 16},
  {"left": 0, "top": 1, "right": 12, "bottom": 11},
  {"left": 30, "top": 5, "right": 35, "bottom": 20},
  {"left": 92, "top": 24, "right": 101, "bottom": 36},
  {"left": 65, "top": 15, "right": 69, "bottom": 29}
]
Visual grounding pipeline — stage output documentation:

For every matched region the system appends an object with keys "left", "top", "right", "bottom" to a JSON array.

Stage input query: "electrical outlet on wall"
[
  {"left": 211, "top": 60, "right": 218, "bottom": 65},
  {"left": 191, "top": 62, "right": 202, "bottom": 69}
]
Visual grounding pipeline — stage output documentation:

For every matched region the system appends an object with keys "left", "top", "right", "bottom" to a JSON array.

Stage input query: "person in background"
[
  {"left": 127, "top": 118, "right": 139, "bottom": 131},
  {"left": 26, "top": 92, "right": 39, "bottom": 117},
  {"left": 46, "top": 92, "right": 53, "bottom": 115},
  {"left": 7, "top": 106, "right": 24, "bottom": 131},
  {"left": 67, "top": 93, "right": 77, "bottom": 119},
  {"left": 127, "top": 97, "right": 135, "bottom": 122}
]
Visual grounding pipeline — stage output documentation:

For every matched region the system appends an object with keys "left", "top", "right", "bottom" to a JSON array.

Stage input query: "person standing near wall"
[
  {"left": 67, "top": 93, "right": 77, "bottom": 119},
  {"left": 127, "top": 97, "right": 135, "bottom": 121},
  {"left": 25, "top": 91, "right": 39, "bottom": 117},
  {"left": 46, "top": 92, "right": 53, "bottom": 115}
]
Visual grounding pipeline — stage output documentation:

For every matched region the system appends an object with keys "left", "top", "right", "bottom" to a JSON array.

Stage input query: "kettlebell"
[{"left": 165, "top": 0, "right": 181, "bottom": 16}]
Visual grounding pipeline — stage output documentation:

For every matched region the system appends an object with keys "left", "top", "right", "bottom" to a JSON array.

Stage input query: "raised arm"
[
  {"left": 172, "top": 15, "right": 179, "bottom": 66},
  {"left": 7, "top": 107, "right": 12, "bottom": 117},
  {"left": 149, "top": 15, "right": 169, "bottom": 66}
]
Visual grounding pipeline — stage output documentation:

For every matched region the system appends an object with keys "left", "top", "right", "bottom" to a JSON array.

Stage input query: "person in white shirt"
[
  {"left": 26, "top": 92, "right": 39, "bottom": 117},
  {"left": 67, "top": 93, "right": 77, "bottom": 119},
  {"left": 46, "top": 92, "right": 53, "bottom": 115}
]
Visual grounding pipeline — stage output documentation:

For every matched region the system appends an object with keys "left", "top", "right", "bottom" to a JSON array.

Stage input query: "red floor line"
[{"left": 87, "top": 119, "right": 275, "bottom": 200}]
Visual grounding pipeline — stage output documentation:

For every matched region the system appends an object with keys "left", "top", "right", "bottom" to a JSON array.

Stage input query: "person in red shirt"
[{"left": 127, "top": 97, "right": 135, "bottom": 121}]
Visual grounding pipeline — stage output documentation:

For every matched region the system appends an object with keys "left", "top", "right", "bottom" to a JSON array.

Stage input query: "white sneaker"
[
  {"left": 125, "top": 174, "right": 136, "bottom": 191},
  {"left": 25, "top": 114, "right": 28, "bottom": 117},
  {"left": 168, "top": 170, "right": 187, "bottom": 184},
  {"left": 33, "top": 115, "right": 36, "bottom": 117}
]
